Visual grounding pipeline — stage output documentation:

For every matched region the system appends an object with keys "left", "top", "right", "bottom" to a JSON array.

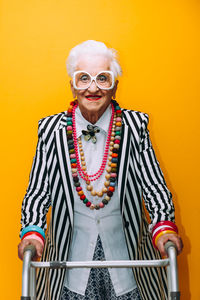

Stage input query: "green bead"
[
  {"left": 115, "top": 131, "right": 121, "bottom": 136},
  {"left": 67, "top": 121, "right": 72, "bottom": 125},
  {"left": 71, "top": 158, "right": 76, "bottom": 163},
  {"left": 102, "top": 199, "right": 108, "bottom": 205},
  {"left": 83, "top": 198, "right": 88, "bottom": 204},
  {"left": 67, "top": 139, "right": 74, "bottom": 144}
]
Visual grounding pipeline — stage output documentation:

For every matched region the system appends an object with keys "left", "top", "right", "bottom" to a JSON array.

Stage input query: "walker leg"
[{"left": 30, "top": 267, "right": 36, "bottom": 300}]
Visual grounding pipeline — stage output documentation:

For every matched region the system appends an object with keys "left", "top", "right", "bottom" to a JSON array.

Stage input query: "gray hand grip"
[
  {"left": 164, "top": 241, "right": 177, "bottom": 254},
  {"left": 23, "top": 244, "right": 36, "bottom": 259}
]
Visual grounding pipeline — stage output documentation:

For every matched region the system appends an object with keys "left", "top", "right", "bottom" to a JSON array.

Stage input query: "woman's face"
[{"left": 70, "top": 54, "right": 118, "bottom": 120}]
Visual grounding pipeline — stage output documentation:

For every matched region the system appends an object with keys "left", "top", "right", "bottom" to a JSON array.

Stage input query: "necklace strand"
[
  {"left": 72, "top": 103, "right": 115, "bottom": 181},
  {"left": 66, "top": 100, "right": 122, "bottom": 210}
]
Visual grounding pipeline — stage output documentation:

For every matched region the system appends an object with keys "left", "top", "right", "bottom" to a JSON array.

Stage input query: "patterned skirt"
[{"left": 61, "top": 235, "right": 141, "bottom": 300}]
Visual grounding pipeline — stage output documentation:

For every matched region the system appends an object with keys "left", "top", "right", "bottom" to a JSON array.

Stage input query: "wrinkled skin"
[
  {"left": 18, "top": 239, "right": 44, "bottom": 261},
  {"left": 156, "top": 233, "right": 183, "bottom": 257}
]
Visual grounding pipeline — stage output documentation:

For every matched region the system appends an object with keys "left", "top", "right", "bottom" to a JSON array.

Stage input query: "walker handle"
[
  {"left": 23, "top": 244, "right": 36, "bottom": 259},
  {"left": 164, "top": 241, "right": 180, "bottom": 300},
  {"left": 164, "top": 241, "right": 177, "bottom": 254},
  {"left": 21, "top": 245, "right": 37, "bottom": 300}
]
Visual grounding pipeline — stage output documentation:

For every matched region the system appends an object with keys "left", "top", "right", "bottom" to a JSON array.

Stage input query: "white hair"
[{"left": 66, "top": 40, "right": 122, "bottom": 78}]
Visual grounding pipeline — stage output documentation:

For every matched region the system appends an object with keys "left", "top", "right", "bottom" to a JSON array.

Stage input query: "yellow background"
[{"left": 0, "top": 0, "right": 199, "bottom": 299}]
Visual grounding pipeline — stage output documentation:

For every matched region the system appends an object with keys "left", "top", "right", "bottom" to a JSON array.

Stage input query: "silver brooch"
[{"left": 82, "top": 125, "right": 100, "bottom": 144}]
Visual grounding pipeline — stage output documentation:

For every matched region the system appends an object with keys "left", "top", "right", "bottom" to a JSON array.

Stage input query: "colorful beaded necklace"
[{"left": 66, "top": 100, "right": 122, "bottom": 210}]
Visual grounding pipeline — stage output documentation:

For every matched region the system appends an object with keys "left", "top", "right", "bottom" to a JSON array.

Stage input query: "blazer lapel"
[
  {"left": 54, "top": 124, "right": 74, "bottom": 226},
  {"left": 117, "top": 122, "right": 132, "bottom": 213}
]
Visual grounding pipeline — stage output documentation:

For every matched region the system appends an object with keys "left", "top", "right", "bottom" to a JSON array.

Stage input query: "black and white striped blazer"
[{"left": 21, "top": 106, "right": 175, "bottom": 300}]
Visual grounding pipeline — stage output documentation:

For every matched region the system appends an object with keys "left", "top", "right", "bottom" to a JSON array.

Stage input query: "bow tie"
[{"left": 82, "top": 125, "right": 100, "bottom": 144}]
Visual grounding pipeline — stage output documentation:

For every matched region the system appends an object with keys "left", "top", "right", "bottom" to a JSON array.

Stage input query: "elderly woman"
[{"left": 18, "top": 40, "right": 183, "bottom": 300}]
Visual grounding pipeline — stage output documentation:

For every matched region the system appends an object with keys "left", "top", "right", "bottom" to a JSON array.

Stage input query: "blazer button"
[{"left": 125, "top": 221, "right": 129, "bottom": 228}]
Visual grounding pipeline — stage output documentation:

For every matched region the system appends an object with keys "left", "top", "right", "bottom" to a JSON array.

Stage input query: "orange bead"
[
  {"left": 109, "top": 186, "right": 115, "bottom": 192},
  {"left": 112, "top": 153, "right": 118, "bottom": 158},
  {"left": 116, "top": 122, "right": 122, "bottom": 127},
  {"left": 111, "top": 163, "right": 117, "bottom": 168},
  {"left": 71, "top": 163, "right": 77, "bottom": 168},
  {"left": 78, "top": 191, "right": 84, "bottom": 196}
]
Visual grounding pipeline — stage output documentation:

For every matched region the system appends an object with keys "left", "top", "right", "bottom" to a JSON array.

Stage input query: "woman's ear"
[
  {"left": 70, "top": 80, "right": 76, "bottom": 98},
  {"left": 112, "top": 80, "right": 119, "bottom": 99}
]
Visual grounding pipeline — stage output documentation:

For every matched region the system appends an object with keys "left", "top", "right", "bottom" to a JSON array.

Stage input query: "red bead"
[
  {"left": 86, "top": 201, "right": 91, "bottom": 207},
  {"left": 80, "top": 195, "right": 86, "bottom": 200},
  {"left": 112, "top": 153, "right": 118, "bottom": 157},
  {"left": 109, "top": 186, "right": 115, "bottom": 192},
  {"left": 116, "top": 110, "right": 122, "bottom": 114},
  {"left": 114, "top": 139, "right": 120, "bottom": 144},
  {"left": 76, "top": 187, "right": 82, "bottom": 192}
]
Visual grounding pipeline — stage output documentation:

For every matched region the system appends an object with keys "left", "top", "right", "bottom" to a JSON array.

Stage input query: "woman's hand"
[
  {"left": 156, "top": 233, "right": 183, "bottom": 257},
  {"left": 18, "top": 239, "right": 44, "bottom": 261}
]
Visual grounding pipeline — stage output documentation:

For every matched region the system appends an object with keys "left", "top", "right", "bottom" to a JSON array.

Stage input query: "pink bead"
[
  {"left": 116, "top": 117, "right": 122, "bottom": 122},
  {"left": 70, "top": 154, "right": 76, "bottom": 158},
  {"left": 67, "top": 126, "right": 72, "bottom": 130},
  {"left": 76, "top": 187, "right": 82, "bottom": 192},
  {"left": 99, "top": 202, "right": 104, "bottom": 208},
  {"left": 72, "top": 173, "right": 78, "bottom": 177},
  {"left": 110, "top": 173, "right": 117, "bottom": 177}
]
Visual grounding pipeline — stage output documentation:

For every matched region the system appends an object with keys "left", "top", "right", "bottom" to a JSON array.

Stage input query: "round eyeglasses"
[{"left": 73, "top": 70, "right": 115, "bottom": 90}]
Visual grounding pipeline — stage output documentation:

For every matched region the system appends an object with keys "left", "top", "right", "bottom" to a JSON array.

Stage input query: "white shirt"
[{"left": 64, "top": 105, "right": 137, "bottom": 296}]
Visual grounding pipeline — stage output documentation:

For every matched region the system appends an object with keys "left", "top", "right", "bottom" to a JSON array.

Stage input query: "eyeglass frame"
[{"left": 72, "top": 70, "right": 115, "bottom": 90}]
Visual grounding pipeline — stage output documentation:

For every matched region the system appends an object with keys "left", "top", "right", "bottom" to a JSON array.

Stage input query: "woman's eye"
[
  {"left": 98, "top": 75, "right": 107, "bottom": 82},
  {"left": 80, "top": 75, "right": 89, "bottom": 81}
]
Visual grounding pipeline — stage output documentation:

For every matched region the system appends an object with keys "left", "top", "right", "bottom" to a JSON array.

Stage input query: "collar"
[{"left": 75, "top": 105, "right": 112, "bottom": 138}]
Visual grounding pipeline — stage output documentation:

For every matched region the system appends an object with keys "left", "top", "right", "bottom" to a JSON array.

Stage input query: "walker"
[{"left": 21, "top": 241, "right": 180, "bottom": 300}]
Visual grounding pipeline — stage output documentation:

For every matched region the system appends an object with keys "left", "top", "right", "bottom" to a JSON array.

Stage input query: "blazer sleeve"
[
  {"left": 139, "top": 114, "right": 175, "bottom": 230},
  {"left": 20, "top": 120, "right": 51, "bottom": 235}
]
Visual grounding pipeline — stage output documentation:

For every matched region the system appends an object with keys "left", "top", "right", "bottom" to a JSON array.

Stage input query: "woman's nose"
[{"left": 88, "top": 80, "right": 99, "bottom": 92}]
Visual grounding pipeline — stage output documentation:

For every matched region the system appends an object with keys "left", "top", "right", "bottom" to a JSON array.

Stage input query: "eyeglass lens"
[{"left": 75, "top": 72, "right": 113, "bottom": 89}]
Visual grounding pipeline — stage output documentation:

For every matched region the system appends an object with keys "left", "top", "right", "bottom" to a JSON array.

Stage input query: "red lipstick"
[{"left": 86, "top": 95, "right": 102, "bottom": 101}]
